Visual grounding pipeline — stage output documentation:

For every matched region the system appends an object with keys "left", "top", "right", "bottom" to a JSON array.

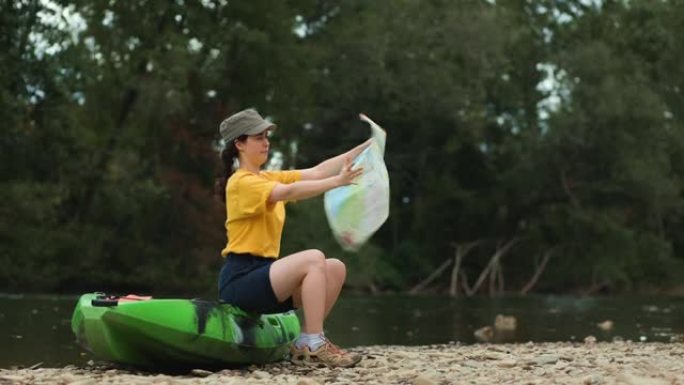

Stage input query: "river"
[{"left": 1, "top": 293, "right": 682, "bottom": 368}]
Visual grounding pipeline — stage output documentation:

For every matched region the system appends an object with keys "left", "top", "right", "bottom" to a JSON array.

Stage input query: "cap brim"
[{"left": 245, "top": 121, "right": 276, "bottom": 135}]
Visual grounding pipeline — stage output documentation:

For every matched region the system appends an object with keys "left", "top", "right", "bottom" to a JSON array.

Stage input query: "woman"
[{"left": 215, "top": 108, "right": 370, "bottom": 368}]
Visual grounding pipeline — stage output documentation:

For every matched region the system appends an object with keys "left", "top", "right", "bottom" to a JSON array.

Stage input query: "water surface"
[{"left": 1, "top": 293, "right": 682, "bottom": 368}]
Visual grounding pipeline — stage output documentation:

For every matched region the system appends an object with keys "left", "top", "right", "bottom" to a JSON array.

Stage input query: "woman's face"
[{"left": 236, "top": 130, "right": 270, "bottom": 166}]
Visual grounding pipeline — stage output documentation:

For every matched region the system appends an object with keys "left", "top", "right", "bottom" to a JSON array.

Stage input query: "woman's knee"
[
  {"left": 304, "top": 249, "right": 326, "bottom": 270},
  {"left": 326, "top": 258, "right": 346, "bottom": 281}
]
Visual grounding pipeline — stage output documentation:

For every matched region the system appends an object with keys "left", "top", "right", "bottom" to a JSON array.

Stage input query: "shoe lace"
[{"left": 321, "top": 337, "right": 346, "bottom": 356}]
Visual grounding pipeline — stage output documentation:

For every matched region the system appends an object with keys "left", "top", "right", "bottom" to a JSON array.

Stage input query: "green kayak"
[{"left": 71, "top": 293, "right": 300, "bottom": 368}]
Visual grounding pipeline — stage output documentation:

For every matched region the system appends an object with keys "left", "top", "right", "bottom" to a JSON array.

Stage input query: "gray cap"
[{"left": 219, "top": 108, "right": 276, "bottom": 142}]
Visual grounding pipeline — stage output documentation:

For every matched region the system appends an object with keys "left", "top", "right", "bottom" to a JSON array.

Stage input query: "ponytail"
[{"left": 214, "top": 135, "right": 247, "bottom": 203}]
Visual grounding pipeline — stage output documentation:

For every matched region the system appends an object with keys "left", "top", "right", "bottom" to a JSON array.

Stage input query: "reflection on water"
[
  {"left": 324, "top": 295, "right": 684, "bottom": 348},
  {"left": 1, "top": 293, "right": 682, "bottom": 368},
  {"left": 0, "top": 294, "right": 82, "bottom": 369}
]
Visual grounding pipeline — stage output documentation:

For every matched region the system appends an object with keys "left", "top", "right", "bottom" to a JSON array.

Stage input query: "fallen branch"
[
  {"left": 488, "top": 260, "right": 498, "bottom": 295},
  {"left": 460, "top": 270, "right": 473, "bottom": 295},
  {"left": 584, "top": 267, "right": 610, "bottom": 295},
  {"left": 496, "top": 261, "right": 504, "bottom": 294},
  {"left": 469, "top": 238, "right": 519, "bottom": 296},
  {"left": 409, "top": 258, "right": 452, "bottom": 294},
  {"left": 520, "top": 249, "right": 553, "bottom": 295},
  {"left": 448, "top": 241, "right": 480, "bottom": 297}
]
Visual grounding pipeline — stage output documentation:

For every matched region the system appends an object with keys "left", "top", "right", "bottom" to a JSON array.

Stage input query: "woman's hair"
[{"left": 214, "top": 135, "right": 247, "bottom": 203}]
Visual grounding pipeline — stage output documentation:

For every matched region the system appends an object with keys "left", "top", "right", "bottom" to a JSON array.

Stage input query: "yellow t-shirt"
[{"left": 221, "top": 169, "right": 301, "bottom": 258}]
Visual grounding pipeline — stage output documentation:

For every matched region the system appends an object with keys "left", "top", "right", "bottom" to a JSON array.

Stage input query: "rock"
[
  {"left": 461, "top": 360, "right": 481, "bottom": 368},
  {"left": 497, "top": 359, "right": 517, "bottom": 368},
  {"left": 483, "top": 352, "right": 508, "bottom": 360},
  {"left": 190, "top": 368, "right": 213, "bottom": 377},
  {"left": 617, "top": 373, "right": 669, "bottom": 385},
  {"left": 474, "top": 326, "right": 494, "bottom": 342},
  {"left": 494, "top": 314, "right": 517, "bottom": 331},
  {"left": 101, "top": 370, "right": 114, "bottom": 377},
  {"left": 584, "top": 335, "right": 597, "bottom": 344},
  {"left": 670, "top": 334, "right": 684, "bottom": 342},
  {"left": 252, "top": 370, "right": 270, "bottom": 379},
  {"left": 474, "top": 322, "right": 516, "bottom": 343},
  {"left": 532, "top": 367, "right": 547, "bottom": 376},
  {"left": 533, "top": 354, "right": 559, "bottom": 365},
  {"left": 1, "top": 343, "right": 683, "bottom": 385},
  {"left": 597, "top": 320, "right": 613, "bottom": 331},
  {"left": 582, "top": 374, "right": 605, "bottom": 384},
  {"left": 58, "top": 373, "right": 79, "bottom": 383},
  {"left": 149, "top": 374, "right": 174, "bottom": 384},
  {"left": 297, "top": 378, "right": 321, "bottom": 385},
  {"left": 68, "top": 379, "right": 96, "bottom": 385},
  {"left": 413, "top": 374, "right": 438, "bottom": 385}
]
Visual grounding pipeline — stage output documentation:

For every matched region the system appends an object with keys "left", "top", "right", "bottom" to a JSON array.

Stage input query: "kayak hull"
[{"left": 71, "top": 293, "right": 300, "bottom": 367}]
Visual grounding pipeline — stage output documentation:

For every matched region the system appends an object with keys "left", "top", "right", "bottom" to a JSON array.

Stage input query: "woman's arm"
[
  {"left": 270, "top": 158, "right": 363, "bottom": 203},
  {"left": 299, "top": 139, "right": 372, "bottom": 181}
]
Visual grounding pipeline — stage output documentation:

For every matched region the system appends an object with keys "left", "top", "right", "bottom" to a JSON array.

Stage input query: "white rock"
[
  {"left": 68, "top": 379, "right": 96, "bottom": 385},
  {"left": 296, "top": 378, "right": 321, "bottom": 385},
  {"left": 534, "top": 354, "right": 559, "bottom": 365},
  {"left": 461, "top": 360, "right": 481, "bottom": 368},
  {"left": 58, "top": 373, "right": 79, "bottom": 383},
  {"left": 0, "top": 375, "right": 25, "bottom": 382},
  {"left": 191, "top": 369, "right": 213, "bottom": 377},
  {"left": 494, "top": 314, "right": 517, "bottom": 331},
  {"left": 497, "top": 359, "right": 517, "bottom": 368},
  {"left": 413, "top": 374, "right": 438, "bottom": 385},
  {"left": 582, "top": 374, "right": 605, "bottom": 384},
  {"left": 597, "top": 320, "right": 614, "bottom": 331},
  {"left": 483, "top": 352, "right": 509, "bottom": 360},
  {"left": 474, "top": 326, "right": 494, "bottom": 342},
  {"left": 252, "top": 370, "right": 270, "bottom": 379},
  {"left": 617, "top": 373, "right": 669, "bottom": 385}
]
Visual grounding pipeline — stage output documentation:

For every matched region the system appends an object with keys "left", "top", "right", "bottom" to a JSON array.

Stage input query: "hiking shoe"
[{"left": 290, "top": 338, "right": 362, "bottom": 368}]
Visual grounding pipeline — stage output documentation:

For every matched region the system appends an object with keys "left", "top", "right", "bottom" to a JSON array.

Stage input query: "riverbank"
[{"left": 2, "top": 342, "right": 683, "bottom": 385}]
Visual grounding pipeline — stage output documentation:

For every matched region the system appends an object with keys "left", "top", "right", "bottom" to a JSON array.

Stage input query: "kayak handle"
[
  {"left": 92, "top": 298, "right": 119, "bottom": 307},
  {"left": 92, "top": 294, "right": 120, "bottom": 307}
]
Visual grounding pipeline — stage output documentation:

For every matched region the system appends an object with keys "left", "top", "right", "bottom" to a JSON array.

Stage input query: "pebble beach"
[{"left": 1, "top": 342, "right": 683, "bottom": 385}]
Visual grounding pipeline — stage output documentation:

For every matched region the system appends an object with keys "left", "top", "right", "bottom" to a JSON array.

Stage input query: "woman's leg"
[
  {"left": 321, "top": 258, "right": 346, "bottom": 318},
  {"left": 272, "top": 250, "right": 360, "bottom": 367},
  {"left": 269, "top": 250, "right": 346, "bottom": 333}
]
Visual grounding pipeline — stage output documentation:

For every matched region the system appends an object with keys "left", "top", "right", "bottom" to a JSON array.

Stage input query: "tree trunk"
[{"left": 75, "top": 12, "right": 171, "bottom": 221}]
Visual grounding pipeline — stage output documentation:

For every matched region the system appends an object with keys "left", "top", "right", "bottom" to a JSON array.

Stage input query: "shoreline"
[
  {"left": 2, "top": 342, "right": 683, "bottom": 385},
  {"left": 3, "top": 286, "right": 684, "bottom": 298}
]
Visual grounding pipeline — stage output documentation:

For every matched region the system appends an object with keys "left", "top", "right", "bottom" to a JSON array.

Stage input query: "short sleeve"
[
  {"left": 231, "top": 173, "right": 278, "bottom": 218},
  {"left": 262, "top": 170, "right": 301, "bottom": 185}
]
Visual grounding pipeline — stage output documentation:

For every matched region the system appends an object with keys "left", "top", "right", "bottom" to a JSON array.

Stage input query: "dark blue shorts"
[{"left": 218, "top": 252, "right": 295, "bottom": 314}]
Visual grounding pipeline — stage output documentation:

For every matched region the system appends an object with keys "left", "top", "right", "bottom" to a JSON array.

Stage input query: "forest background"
[{"left": 3, "top": 0, "right": 684, "bottom": 297}]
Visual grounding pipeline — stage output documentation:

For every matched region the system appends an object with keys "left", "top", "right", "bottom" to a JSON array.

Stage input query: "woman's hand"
[
  {"left": 270, "top": 158, "right": 364, "bottom": 203},
  {"left": 299, "top": 139, "right": 373, "bottom": 182},
  {"left": 336, "top": 157, "right": 364, "bottom": 186}
]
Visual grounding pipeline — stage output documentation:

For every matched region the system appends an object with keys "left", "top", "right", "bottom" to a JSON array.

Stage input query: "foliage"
[{"left": 2, "top": 0, "right": 684, "bottom": 295}]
